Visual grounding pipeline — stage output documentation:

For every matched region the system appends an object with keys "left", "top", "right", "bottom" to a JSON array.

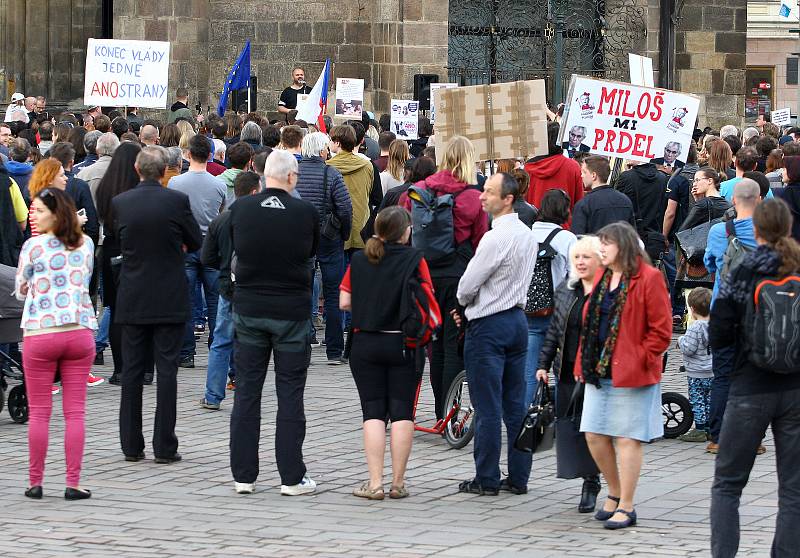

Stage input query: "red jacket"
[
  {"left": 525, "top": 155, "right": 584, "bottom": 212},
  {"left": 400, "top": 170, "right": 488, "bottom": 251},
  {"left": 573, "top": 259, "right": 672, "bottom": 388}
]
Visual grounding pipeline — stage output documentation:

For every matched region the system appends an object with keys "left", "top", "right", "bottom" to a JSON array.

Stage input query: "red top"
[
  {"left": 207, "top": 161, "right": 226, "bottom": 177},
  {"left": 524, "top": 155, "right": 584, "bottom": 212},
  {"left": 573, "top": 260, "right": 672, "bottom": 388},
  {"left": 399, "top": 170, "right": 488, "bottom": 251}
]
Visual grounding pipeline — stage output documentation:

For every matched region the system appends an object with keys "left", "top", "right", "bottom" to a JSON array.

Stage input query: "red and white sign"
[{"left": 559, "top": 75, "right": 701, "bottom": 164}]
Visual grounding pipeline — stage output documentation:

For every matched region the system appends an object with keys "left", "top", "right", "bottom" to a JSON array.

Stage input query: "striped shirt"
[{"left": 457, "top": 212, "right": 538, "bottom": 320}]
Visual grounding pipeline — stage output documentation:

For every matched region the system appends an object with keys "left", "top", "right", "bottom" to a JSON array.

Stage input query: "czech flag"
[
  {"left": 217, "top": 41, "right": 251, "bottom": 116},
  {"left": 297, "top": 58, "right": 331, "bottom": 132}
]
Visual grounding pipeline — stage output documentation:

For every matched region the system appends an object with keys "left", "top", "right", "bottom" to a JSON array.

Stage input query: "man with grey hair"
[
  {"left": 223, "top": 149, "right": 319, "bottom": 496},
  {"left": 140, "top": 124, "right": 160, "bottom": 146},
  {"left": 719, "top": 124, "right": 740, "bottom": 139},
  {"left": 702, "top": 178, "right": 761, "bottom": 455},
  {"left": 296, "top": 132, "right": 352, "bottom": 363},
  {"left": 113, "top": 144, "right": 202, "bottom": 465},
  {"left": 73, "top": 130, "right": 103, "bottom": 173},
  {"left": 78, "top": 132, "right": 120, "bottom": 203},
  {"left": 651, "top": 140, "right": 684, "bottom": 170},
  {"left": 561, "top": 125, "right": 589, "bottom": 158}
]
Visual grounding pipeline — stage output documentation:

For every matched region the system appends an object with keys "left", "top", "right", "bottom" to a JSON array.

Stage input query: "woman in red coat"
[{"left": 574, "top": 221, "right": 672, "bottom": 530}]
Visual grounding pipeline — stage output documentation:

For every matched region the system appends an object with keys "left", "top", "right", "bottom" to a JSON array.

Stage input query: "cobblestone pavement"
[{"left": 0, "top": 333, "right": 777, "bottom": 557}]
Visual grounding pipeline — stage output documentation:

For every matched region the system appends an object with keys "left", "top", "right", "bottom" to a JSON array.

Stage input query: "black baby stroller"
[{"left": 0, "top": 263, "right": 28, "bottom": 423}]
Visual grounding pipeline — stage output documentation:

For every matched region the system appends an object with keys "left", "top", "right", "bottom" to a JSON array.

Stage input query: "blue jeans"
[
  {"left": 95, "top": 307, "right": 111, "bottom": 353},
  {"left": 204, "top": 296, "right": 234, "bottom": 405},
  {"left": 192, "top": 279, "right": 206, "bottom": 326},
  {"left": 524, "top": 314, "right": 552, "bottom": 407},
  {"left": 181, "top": 250, "right": 219, "bottom": 359},
  {"left": 318, "top": 237, "right": 345, "bottom": 359},
  {"left": 709, "top": 344, "right": 735, "bottom": 443},
  {"left": 464, "top": 307, "right": 532, "bottom": 490},
  {"left": 309, "top": 261, "right": 321, "bottom": 338},
  {"left": 662, "top": 246, "right": 685, "bottom": 317}
]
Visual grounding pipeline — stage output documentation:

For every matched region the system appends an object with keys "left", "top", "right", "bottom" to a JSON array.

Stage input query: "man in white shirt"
[{"left": 455, "top": 172, "right": 538, "bottom": 496}]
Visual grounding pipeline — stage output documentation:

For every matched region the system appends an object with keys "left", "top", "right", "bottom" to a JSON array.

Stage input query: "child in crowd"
[{"left": 677, "top": 287, "right": 713, "bottom": 442}]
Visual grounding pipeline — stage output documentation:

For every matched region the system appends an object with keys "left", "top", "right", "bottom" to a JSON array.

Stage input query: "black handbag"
[
  {"left": 555, "top": 382, "right": 600, "bottom": 479},
  {"left": 320, "top": 166, "right": 342, "bottom": 240},
  {"left": 514, "top": 382, "right": 555, "bottom": 453}
]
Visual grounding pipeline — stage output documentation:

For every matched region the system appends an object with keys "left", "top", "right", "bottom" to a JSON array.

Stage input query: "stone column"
[{"left": 675, "top": 2, "right": 747, "bottom": 129}]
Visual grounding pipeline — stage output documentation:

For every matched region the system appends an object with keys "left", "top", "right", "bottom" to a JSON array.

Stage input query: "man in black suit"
[
  {"left": 650, "top": 141, "right": 685, "bottom": 172},
  {"left": 561, "top": 125, "right": 590, "bottom": 158},
  {"left": 113, "top": 146, "right": 202, "bottom": 464}
]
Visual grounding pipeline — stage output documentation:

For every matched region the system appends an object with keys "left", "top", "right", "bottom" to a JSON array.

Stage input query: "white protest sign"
[
  {"left": 84, "top": 38, "right": 170, "bottom": 108},
  {"left": 772, "top": 108, "right": 792, "bottom": 127},
  {"left": 335, "top": 78, "right": 364, "bottom": 118},
  {"left": 559, "top": 75, "right": 700, "bottom": 165},
  {"left": 390, "top": 100, "right": 419, "bottom": 140},
  {"left": 628, "top": 53, "right": 655, "bottom": 87},
  {"left": 430, "top": 83, "right": 458, "bottom": 123}
]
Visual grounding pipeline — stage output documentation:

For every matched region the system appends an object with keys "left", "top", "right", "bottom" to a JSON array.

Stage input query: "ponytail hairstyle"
[
  {"left": 36, "top": 188, "right": 83, "bottom": 250},
  {"left": 696, "top": 166, "right": 723, "bottom": 189},
  {"left": 364, "top": 206, "right": 411, "bottom": 264},
  {"left": 753, "top": 198, "right": 800, "bottom": 277}
]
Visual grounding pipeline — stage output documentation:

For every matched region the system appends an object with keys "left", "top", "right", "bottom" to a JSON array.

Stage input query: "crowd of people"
[{"left": 3, "top": 84, "right": 799, "bottom": 555}]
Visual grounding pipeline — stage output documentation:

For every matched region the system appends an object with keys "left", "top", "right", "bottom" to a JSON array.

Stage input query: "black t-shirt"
[
  {"left": 279, "top": 85, "right": 313, "bottom": 110},
  {"left": 230, "top": 189, "right": 319, "bottom": 321}
]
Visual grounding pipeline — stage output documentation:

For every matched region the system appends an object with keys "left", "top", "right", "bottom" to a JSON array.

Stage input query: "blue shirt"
[
  {"left": 704, "top": 217, "right": 757, "bottom": 300},
  {"left": 720, "top": 177, "right": 773, "bottom": 202}
]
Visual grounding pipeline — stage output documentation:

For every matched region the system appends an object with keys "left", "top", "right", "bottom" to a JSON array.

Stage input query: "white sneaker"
[
  {"left": 234, "top": 481, "right": 255, "bottom": 494},
  {"left": 280, "top": 475, "right": 316, "bottom": 496}
]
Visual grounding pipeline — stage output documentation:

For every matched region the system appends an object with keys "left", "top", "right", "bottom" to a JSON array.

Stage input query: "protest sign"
[
  {"left": 430, "top": 83, "right": 458, "bottom": 123},
  {"left": 628, "top": 54, "right": 654, "bottom": 87},
  {"left": 84, "top": 39, "right": 170, "bottom": 108},
  {"left": 559, "top": 75, "right": 700, "bottom": 165},
  {"left": 434, "top": 80, "right": 549, "bottom": 162},
  {"left": 772, "top": 108, "right": 792, "bottom": 127},
  {"left": 335, "top": 78, "right": 364, "bottom": 118},
  {"left": 390, "top": 100, "right": 420, "bottom": 140}
]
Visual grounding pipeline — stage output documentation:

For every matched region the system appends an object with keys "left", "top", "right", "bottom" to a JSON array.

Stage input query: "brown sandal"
[
  {"left": 389, "top": 485, "right": 409, "bottom": 499},
  {"left": 353, "top": 481, "right": 384, "bottom": 500}
]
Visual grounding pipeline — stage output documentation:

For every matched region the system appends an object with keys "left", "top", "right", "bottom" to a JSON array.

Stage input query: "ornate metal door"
[{"left": 448, "top": 0, "right": 647, "bottom": 100}]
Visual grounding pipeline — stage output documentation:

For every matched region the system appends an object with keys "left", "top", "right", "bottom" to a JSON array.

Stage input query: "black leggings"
[{"left": 350, "top": 332, "right": 421, "bottom": 422}]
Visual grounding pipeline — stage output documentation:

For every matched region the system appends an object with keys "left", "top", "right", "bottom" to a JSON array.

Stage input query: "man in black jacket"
[
  {"left": 571, "top": 156, "right": 635, "bottom": 235},
  {"left": 113, "top": 146, "right": 202, "bottom": 464},
  {"left": 295, "top": 131, "right": 353, "bottom": 364},
  {"left": 199, "top": 171, "right": 261, "bottom": 411},
  {"left": 616, "top": 160, "right": 669, "bottom": 260},
  {"left": 223, "top": 150, "right": 319, "bottom": 496},
  {"left": 48, "top": 142, "right": 99, "bottom": 246}
]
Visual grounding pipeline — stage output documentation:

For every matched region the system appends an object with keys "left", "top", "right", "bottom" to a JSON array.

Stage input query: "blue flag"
[
  {"left": 217, "top": 41, "right": 251, "bottom": 116},
  {"left": 780, "top": 2, "right": 791, "bottom": 18}
]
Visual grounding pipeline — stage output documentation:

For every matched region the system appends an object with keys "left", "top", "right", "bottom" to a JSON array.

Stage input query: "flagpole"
[{"left": 247, "top": 82, "right": 251, "bottom": 114}]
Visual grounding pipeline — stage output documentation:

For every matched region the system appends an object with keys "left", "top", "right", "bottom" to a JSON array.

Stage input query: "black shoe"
[
  {"left": 108, "top": 373, "right": 121, "bottom": 386},
  {"left": 143, "top": 373, "right": 153, "bottom": 385},
  {"left": 25, "top": 485, "right": 42, "bottom": 499},
  {"left": 604, "top": 508, "right": 637, "bottom": 530},
  {"left": 499, "top": 477, "right": 528, "bottom": 495},
  {"left": 579, "top": 477, "right": 601, "bottom": 513},
  {"left": 93, "top": 352, "right": 104, "bottom": 366},
  {"left": 179, "top": 356, "right": 194, "bottom": 368},
  {"left": 124, "top": 452, "right": 145, "bottom": 462},
  {"left": 594, "top": 495, "right": 621, "bottom": 521},
  {"left": 458, "top": 479, "right": 499, "bottom": 496},
  {"left": 64, "top": 487, "right": 92, "bottom": 500},
  {"left": 154, "top": 453, "right": 182, "bottom": 464}
]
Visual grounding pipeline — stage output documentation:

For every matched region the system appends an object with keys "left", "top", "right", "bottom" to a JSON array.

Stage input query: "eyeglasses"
[
  {"left": 692, "top": 177, "right": 711, "bottom": 183},
  {"left": 665, "top": 149, "right": 679, "bottom": 155},
  {"left": 569, "top": 133, "right": 584, "bottom": 139}
]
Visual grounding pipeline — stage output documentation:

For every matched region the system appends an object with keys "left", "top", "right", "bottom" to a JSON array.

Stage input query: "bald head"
[
  {"left": 732, "top": 178, "right": 761, "bottom": 213},
  {"left": 140, "top": 124, "right": 159, "bottom": 146}
]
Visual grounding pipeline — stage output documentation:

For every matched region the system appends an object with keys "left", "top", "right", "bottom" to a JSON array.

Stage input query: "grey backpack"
[
  {"left": 720, "top": 220, "right": 752, "bottom": 280},
  {"left": 408, "top": 183, "right": 462, "bottom": 263}
]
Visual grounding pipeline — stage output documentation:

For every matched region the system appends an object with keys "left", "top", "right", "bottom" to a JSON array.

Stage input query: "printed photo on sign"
[
  {"left": 84, "top": 38, "right": 171, "bottom": 109},
  {"left": 559, "top": 75, "right": 700, "bottom": 165},
  {"left": 335, "top": 78, "right": 364, "bottom": 119},
  {"left": 390, "top": 100, "right": 419, "bottom": 140}
]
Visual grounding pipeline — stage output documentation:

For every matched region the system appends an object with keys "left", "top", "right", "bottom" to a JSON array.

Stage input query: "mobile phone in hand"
[{"left": 77, "top": 208, "right": 86, "bottom": 218}]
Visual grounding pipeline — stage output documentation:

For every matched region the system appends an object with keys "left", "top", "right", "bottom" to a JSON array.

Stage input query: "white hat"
[{"left": 10, "top": 92, "right": 24, "bottom": 102}]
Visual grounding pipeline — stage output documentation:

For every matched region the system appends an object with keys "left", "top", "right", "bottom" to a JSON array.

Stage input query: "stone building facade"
[{"left": 0, "top": 0, "right": 745, "bottom": 127}]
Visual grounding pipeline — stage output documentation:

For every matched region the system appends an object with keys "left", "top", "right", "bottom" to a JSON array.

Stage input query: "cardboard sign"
[
  {"left": 84, "top": 38, "right": 170, "bottom": 108},
  {"left": 434, "top": 80, "right": 549, "bottom": 162},
  {"left": 430, "top": 83, "right": 458, "bottom": 123},
  {"left": 559, "top": 75, "right": 700, "bottom": 165},
  {"left": 628, "top": 54, "right": 655, "bottom": 87},
  {"left": 772, "top": 108, "right": 792, "bottom": 127},
  {"left": 335, "top": 78, "right": 364, "bottom": 119},
  {"left": 390, "top": 100, "right": 419, "bottom": 140}
]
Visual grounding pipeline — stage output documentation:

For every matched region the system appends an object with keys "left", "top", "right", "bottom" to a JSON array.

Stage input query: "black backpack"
[
  {"left": 525, "top": 228, "right": 563, "bottom": 316},
  {"left": 407, "top": 183, "right": 462, "bottom": 263},
  {"left": 745, "top": 274, "right": 800, "bottom": 373}
]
